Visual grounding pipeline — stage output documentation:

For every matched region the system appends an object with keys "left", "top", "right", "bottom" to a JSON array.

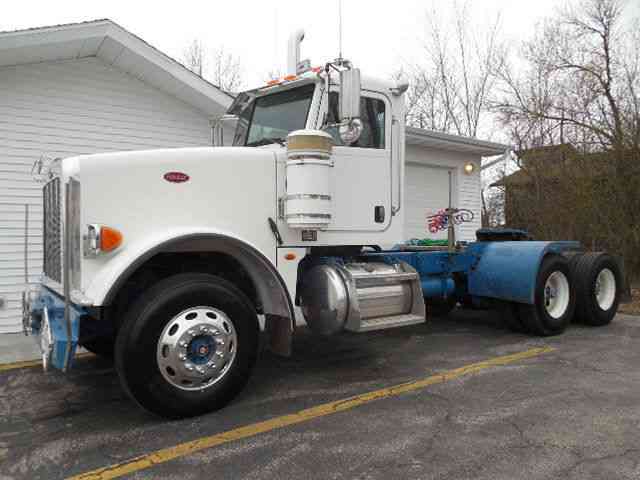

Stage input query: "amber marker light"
[
  {"left": 100, "top": 226, "right": 123, "bottom": 252},
  {"left": 284, "top": 253, "right": 297, "bottom": 261}
]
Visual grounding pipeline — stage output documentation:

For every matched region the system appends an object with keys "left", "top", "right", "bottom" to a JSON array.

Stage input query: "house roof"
[
  {"left": 0, "top": 19, "right": 233, "bottom": 119},
  {"left": 405, "top": 127, "right": 509, "bottom": 156}
]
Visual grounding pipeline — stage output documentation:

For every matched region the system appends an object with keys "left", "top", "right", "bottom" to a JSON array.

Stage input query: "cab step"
[{"left": 343, "top": 262, "right": 426, "bottom": 333}]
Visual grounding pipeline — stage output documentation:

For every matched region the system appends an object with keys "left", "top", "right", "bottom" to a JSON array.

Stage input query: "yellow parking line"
[
  {"left": 68, "top": 346, "right": 554, "bottom": 480},
  {"left": 0, "top": 352, "right": 94, "bottom": 372}
]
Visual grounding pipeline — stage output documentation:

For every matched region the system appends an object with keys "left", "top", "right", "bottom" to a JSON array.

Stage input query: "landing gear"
[{"left": 115, "top": 273, "right": 259, "bottom": 419}]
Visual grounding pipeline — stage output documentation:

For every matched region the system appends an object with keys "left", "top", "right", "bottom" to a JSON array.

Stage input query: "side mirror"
[
  {"left": 339, "top": 68, "right": 362, "bottom": 144},
  {"left": 339, "top": 68, "right": 361, "bottom": 121}
]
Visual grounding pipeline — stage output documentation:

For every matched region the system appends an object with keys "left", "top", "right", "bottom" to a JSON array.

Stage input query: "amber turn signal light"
[{"left": 100, "top": 226, "right": 123, "bottom": 252}]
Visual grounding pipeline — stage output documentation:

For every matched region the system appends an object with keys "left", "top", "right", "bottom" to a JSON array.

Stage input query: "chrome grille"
[{"left": 43, "top": 177, "right": 62, "bottom": 282}]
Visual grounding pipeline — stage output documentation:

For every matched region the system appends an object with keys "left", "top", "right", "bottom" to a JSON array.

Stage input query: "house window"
[{"left": 326, "top": 92, "right": 386, "bottom": 149}]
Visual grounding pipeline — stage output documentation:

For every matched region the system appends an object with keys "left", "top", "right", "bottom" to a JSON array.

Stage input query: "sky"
[{"left": 1, "top": 0, "right": 585, "bottom": 90}]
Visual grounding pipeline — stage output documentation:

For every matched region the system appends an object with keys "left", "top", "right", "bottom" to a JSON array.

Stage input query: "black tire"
[
  {"left": 518, "top": 254, "right": 576, "bottom": 336},
  {"left": 572, "top": 252, "right": 622, "bottom": 326},
  {"left": 426, "top": 297, "right": 457, "bottom": 318},
  {"left": 81, "top": 337, "right": 114, "bottom": 358},
  {"left": 115, "top": 273, "right": 259, "bottom": 419}
]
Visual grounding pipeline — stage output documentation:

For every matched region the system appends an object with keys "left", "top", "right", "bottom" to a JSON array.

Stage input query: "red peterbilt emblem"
[{"left": 163, "top": 172, "right": 190, "bottom": 183}]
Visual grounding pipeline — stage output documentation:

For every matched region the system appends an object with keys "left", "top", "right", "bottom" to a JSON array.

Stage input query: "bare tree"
[
  {"left": 399, "top": 1, "right": 506, "bottom": 138},
  {"left": 183, "top": 39, "right": 205, "bottom": 77},
  {"left": 210, "top": 46, "right": 243, "bottom": 94},
  {"left": 495, "top": 0, "right": 639, "bottom": 153},
  {"left": 182, "top": 40, "right": 244, "bottom": 93}
]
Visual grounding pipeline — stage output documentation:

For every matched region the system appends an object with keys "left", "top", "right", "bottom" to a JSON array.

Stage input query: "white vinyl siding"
[
  {"left": 0, "top": 57, "right": 213, "bottom": 333},
  {"left": 404, "top": 145, "right": 482, "bottom": 243}
]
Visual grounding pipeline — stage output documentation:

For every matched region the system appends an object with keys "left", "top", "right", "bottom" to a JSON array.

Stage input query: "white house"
[{"left": 0, "top": 19, "right": 506, "bottom": 333}]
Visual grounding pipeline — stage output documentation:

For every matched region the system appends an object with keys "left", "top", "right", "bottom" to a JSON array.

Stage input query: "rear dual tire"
[
  {"left": 570, "top": 253, "right": 622, "bottom": 326},
  {"left": 502, "top": 252, "right": 622, "bottom": 335}
]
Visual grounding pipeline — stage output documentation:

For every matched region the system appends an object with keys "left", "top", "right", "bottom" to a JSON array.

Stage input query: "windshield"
[{"left": 232, "top": 83, "right": 315, "bottom": 146}]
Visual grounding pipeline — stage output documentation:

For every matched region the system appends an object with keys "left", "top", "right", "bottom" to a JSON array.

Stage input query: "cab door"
[{"left": 324, "top": 91, "right": 393, "bottom": 231}]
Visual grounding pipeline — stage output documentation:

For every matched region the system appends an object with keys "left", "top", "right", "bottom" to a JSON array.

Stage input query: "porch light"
[{"left": 464, "top": 162, "right": 476, "bottom": 175}]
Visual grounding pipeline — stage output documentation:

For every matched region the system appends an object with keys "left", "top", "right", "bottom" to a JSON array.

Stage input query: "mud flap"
[{"left": 265, "top": 315, "right": 292, "bottom": 357}]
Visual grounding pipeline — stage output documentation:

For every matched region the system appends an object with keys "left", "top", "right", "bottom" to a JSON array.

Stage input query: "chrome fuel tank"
[{"left": 299, "top": 262, "right": 425, "bottom": 335}]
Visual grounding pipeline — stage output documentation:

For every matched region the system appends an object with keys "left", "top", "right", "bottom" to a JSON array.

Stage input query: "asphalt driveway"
[{"left": 1, "top": 310, "right": 639, "bottom": 479}]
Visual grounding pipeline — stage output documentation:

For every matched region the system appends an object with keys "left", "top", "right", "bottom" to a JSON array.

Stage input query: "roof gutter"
[{"left": 405, "top": 126, "right": 509, "bottom": 156}]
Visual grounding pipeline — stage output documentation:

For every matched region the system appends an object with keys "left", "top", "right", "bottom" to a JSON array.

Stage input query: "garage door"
[{"left": 404, "top": 164, "right": 452, "bottom": 241}]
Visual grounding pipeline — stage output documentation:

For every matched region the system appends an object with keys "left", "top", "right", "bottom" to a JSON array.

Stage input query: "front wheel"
[{"left": 115, "top": 273, "right": 259, "bottom": 419}]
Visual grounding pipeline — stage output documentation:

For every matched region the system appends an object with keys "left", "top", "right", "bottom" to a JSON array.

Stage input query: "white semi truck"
[{"left": 23, "top": 31, "right": 624, "bottom": 418}]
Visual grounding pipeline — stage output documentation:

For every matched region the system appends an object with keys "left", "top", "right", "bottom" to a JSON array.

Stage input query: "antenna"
[
  {"left": 273, "top": 7, "right": 279, "bottom": 78},
  {"left": 338, "top": 0, "right": 343, "bottom": 61}
]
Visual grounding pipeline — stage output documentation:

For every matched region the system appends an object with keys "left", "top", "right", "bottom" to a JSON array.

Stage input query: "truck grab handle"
[{"left": 391, "top": 116, "right": 402, "bottom": 216}]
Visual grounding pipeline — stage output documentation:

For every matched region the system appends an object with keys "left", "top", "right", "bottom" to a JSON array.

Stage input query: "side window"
[{"left": 326, "top": 93, "right": 386, "bottom": 149}]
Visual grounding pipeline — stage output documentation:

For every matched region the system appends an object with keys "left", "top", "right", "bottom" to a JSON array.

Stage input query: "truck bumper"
[{"left": 22, "top": 285, "right": 84, "bottom": 372}]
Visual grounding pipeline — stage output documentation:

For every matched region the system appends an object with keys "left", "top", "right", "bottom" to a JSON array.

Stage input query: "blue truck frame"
[{"left": 368, "top": 241, "right": 582, "bottom": 304}]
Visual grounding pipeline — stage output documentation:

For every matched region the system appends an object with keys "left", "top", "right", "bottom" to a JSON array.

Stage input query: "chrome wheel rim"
[
  {"left": 544, "top": 271, "right": 570, "bottom": 319},
  {"left": 595, "top": 268, "right": 616, "bottom": 311},
  {"left": 157, "top": 306, "right": 237, "bottom": 391}
]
